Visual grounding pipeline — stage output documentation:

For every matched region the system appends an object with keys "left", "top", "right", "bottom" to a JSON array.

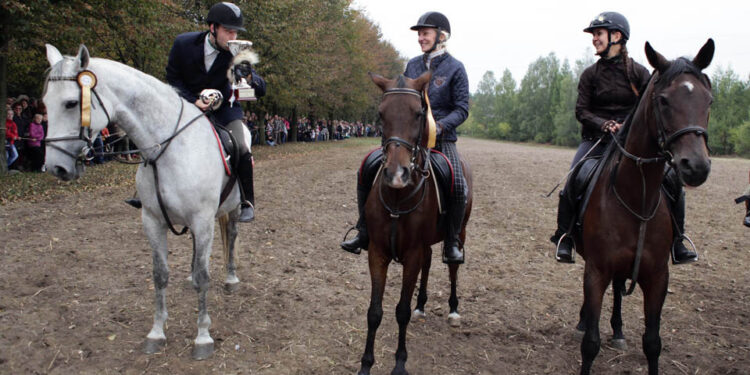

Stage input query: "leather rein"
[{"left": 378, "top": 87, "right": 431, "bottom": 263}]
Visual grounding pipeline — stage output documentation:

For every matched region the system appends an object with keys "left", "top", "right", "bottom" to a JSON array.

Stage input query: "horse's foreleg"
[
  {"left": 641, "top": 271, "right": 668, "bottom": 375},
  {"left": 610, "top": 279, "right": 627, "bottom": 350},
  {"left": 190, "top": 220, "right": 216, "bottom": 360},
  {"left": 392, "top": 256, "right": 421, "bottom": 375},
  {"left": 447, "top": 263, "right": 461, "bottom": 327},
  {"left": 142, "top": 213, "right": 169, "bottom": 354},
  {"left": 412, "top": 245, "right": 432, "bottom": 321},
  {"left": 220, "top": 212, "right": 240, "bottom": 292},
  {"left": 359, "top": 253, "right": 388, "bottom": 375},
  {"left": 580, "top": 267, "right": 608, "bottom": 375}
]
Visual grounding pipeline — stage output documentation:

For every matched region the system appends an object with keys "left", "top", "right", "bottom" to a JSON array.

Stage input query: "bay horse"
[
  {"left": 575, "top": 39, "right": 714, "bottom": 374},
  {"left": 43, "top": 44, "right": 249, "bottom": 360},
  {"left": 358, "top": 72, "right": 473, "bottom": 375}
]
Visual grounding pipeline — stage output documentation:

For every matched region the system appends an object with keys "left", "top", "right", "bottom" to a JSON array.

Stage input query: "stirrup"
[
  {"left": 671, "top": 234, "right": 698, "bottom": 264},
  {"left": 555, "top": 233, "right": 575, "bottom": 263},
  {"left": 341, "top": 226, "right": 363, "bottom": 254}
]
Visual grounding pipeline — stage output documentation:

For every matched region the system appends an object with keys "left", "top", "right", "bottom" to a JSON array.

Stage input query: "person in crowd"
[
  {"left": 341, "top": 11, "right": 470, "bottom": 264},
  {"left": 737, "top": 170, "right": 750, "bottom": 227},
  {"left": 550, "top": 11, "right": 698, "bottom": 265},
  {"left": 11, "top": 101, "right": 29, "bottom": 170},
  {"left": 26, "top": 113, "right": 45, "bottom": 171},
  {"left": 5, "top": 108, "right": 19, "bottom": 168}
]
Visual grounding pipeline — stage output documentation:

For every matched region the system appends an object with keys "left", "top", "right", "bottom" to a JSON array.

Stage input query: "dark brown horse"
[
  {"left": 575, "top": 39, "right": 714, "bottom": 375},
  {"left": 357, "top": 72, "right": 473, "bottom": 375}
]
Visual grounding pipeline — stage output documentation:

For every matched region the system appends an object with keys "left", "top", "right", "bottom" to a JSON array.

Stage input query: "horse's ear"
[
  {"left": 413, "top": 71, "right": 432, "bottom": 92},
  {"left": 645, "top": 42, "right": 670, "bottom": 73},
  {"left": 369, "top": 72, "right": 389, "bottom": 92},
  {"left": 76, "top": 44, "right": 90, "bottom": 70},
  {"left": 45, "top": 44, "right": 63, "bottom": 67},
  {"left": 692, "top": 38, "right": 715, "bottom": 71}
]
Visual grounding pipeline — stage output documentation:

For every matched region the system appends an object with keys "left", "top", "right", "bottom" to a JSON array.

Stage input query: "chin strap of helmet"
[
  {"left": 209, "top": 23, "right": 222, "bottom": 51},
  {"left": 598, "top": 30, "right": 624, "bottom": 57}
]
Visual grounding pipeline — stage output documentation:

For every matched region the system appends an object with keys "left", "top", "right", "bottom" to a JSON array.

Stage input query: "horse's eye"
[
  {"left": 657, "top": 96, "right": 669, "bottom": 107},
  {"left": 65, "top": 100, "right": 78, "bottom": 109},
  {"left": 416, "top": 111, "right": 424, "bottom": 120}
]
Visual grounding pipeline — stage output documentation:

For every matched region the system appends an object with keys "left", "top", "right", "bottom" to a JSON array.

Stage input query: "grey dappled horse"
[{"left": 43, "top": 44, "right": 250, "bottom": 360}]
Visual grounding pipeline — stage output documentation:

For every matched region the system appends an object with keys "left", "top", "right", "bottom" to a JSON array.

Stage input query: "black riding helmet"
[
  {"left": 206, "top": 2, "right": 246, "bottom": 32},
  {"left": 584, "top": 11, "right": 629, "bottom": 56},
  {"left": 410, "top": 11, "right": 451, "bottom": 35},
  {"left": 583, "top": 11, "right": 629, "bottom": 40}
]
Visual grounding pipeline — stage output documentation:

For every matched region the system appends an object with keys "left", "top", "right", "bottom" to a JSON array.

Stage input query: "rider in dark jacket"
[
  {"left": 551, "top": 11, "right": 699, "bottom": 265},
  {"left": 341, "top": 11, "right": 470, "bottom": 264},
  {"left": 125, "top": 2, "right": 265, "bottom": 222}
]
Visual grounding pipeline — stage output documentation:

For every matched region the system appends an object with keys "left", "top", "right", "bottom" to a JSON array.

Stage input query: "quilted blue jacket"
[{"left": 404, "top": 53, "right": 469, "bottom": 142}]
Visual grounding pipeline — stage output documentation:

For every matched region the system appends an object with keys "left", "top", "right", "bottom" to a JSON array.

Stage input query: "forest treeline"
[{"left": 464, "top": 51, "right": 750, "bottom": 157}]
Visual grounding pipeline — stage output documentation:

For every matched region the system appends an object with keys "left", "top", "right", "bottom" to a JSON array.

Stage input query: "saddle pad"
[{"left": 564, "top": 154, "right": 606, "bottom": 230}]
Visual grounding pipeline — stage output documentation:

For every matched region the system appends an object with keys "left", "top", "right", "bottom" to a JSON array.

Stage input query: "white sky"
[{"left": 351, "top": 0, "right": 750, "bottom": 93}]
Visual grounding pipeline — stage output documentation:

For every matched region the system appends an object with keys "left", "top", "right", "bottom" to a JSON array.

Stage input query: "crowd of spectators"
[
  {"left": 4, "top": 93, "right": 380, "bottom": 173},
  {"left": 5, "top": 95, "right": 47, "bottom": 172}
]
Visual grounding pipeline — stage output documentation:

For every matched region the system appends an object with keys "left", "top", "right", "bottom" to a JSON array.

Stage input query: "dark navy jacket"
[
  {"left": 166, "top": 31, "right": 266, "bottom": 126},
  {"left": 404, "top": 53, "right": 469, "bottom": 143}
]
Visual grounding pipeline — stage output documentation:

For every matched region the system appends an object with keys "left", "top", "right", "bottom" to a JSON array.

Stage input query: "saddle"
[
  {"left": 209, "top": 121, "right": 239, "bottom": 176},
  {"left": 359, "top": 148, "right": 454, "bottom": 214},
  {"left": 562, "top": 154, "right": 606, "bottom": 233}
]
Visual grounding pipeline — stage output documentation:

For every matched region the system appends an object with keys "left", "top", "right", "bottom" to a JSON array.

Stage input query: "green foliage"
[
  {"left": 1, "top": 0, "right": 403, "bottom": 137},
  {"left": 469, "top": 52, "right": 750, "bottom": 157}
]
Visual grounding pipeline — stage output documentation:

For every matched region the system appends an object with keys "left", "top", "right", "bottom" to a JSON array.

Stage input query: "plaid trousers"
[{"left": 435, "top": 141, "right": 466, "bottom": 205}]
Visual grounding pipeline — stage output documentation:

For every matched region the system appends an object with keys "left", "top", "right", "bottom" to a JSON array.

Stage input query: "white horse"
[{"left": 43, "top": 44, "right": 249, "bottom": 360}]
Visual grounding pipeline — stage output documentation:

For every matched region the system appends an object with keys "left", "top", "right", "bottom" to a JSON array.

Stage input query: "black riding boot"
[
  {"left": 443, "top": 200, "right": 466, "bottom": 264},
  {"left": 669, "top": 190, "right": 698, "bottom": 264},
  {"left": 237, "top": 153, "right": 255, "bottom": 223},
  {"left": 341, "top": 185, "right": 370, "bottom": 254},
  {"left": 745, "top": 201, "right": 750, "bottom": 228},
  {"left": 550, "top": 191, "right": 575, "bottom": 263}
]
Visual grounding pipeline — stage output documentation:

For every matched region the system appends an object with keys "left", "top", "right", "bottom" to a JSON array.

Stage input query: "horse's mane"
[{"left": 605, "top": 57, "right": 710, "bottom": 158}]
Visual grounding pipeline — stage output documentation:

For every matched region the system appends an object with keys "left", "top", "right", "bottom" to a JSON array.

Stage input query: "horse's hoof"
[
  {"left": 447, "top": 312, "right": 461, "bottom": 327},
  {"left": 224, "top": 282, "right": 239, "bottom": 293},
  {"left": 610, "top": 338, "right": 627, "bottom": 350},
  {"left": 192, "top": 342, "right": 214, "bottom": 360},
  {"left": 390, "top": 367, "right": 409, "bottom": 375},
  {"left": 412, "top": 309, "right": 426, "bottom": 321},
  {"left": 357, "top": 369, "right": 370, "bottom": 375},
  {"left": 142, "top": 338, "right": 166, "bottom": 354}
]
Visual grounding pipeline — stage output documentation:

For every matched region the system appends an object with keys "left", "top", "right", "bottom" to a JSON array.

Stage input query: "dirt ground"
[{"left": 1, "top": 137, "right": 748, "bottom": 375}]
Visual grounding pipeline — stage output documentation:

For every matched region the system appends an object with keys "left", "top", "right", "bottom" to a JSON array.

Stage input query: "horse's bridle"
[
  {"left": 609, "top": 68, "right": 711, "bottom": 296},
  {"left": 380, "top": 88, "right": 429, "bottom": 175},
  {"left": 44, "top": 70, "right": 113, "bottom": 161},
  {"left": 378, "top": 87, "right": 432, "bottom": 263}
]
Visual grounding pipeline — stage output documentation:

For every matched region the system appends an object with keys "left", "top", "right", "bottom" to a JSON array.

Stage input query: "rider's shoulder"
[{"left": 174, "top": 31, "right": 207, "bottom": 46}]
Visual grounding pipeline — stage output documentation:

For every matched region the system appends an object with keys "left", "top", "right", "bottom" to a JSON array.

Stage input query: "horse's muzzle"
[
  {"left": 48, "top": 163, "right": 84, "bottom": 181},
  {"left": 383, "top": 165, "right": 410, "bottom": 189},
  {"left": 675, "top": 155, "right": 710, "bottom": 187}
]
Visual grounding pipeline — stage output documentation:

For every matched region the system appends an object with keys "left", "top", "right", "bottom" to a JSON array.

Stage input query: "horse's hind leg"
[
  {"left": 142, "top": 213, "right": 169, "bottom": 354},
  {"left": 190, "top": 219, "right": 216, "bottom": 360},
  {"left": 412, "top": 245, "right": 432, "bottom": 321},
  {"left": 641, "top": 272, "right": 668, "bottom": 375},
  {"left": 610, "top": 279, "right": 627, "bottom": 350},
  {"left": 447, "top": 263, "right": 461, "bottom": 327},
  {"left": 358, "top": 252, "right": 388, "bottom": 375},
  {"left": 580, "top": 267, "right": 608, "bottom": 375},
  {"left": 392, "top": 255, "right": 422, "bottom": 375},
  {"left": 220, "top": 212, "right": 240, "bottom": 292}
]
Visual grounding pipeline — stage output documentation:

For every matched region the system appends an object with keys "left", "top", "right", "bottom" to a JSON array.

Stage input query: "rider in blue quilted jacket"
[{"left": 341, "top": 11, "right": 470, "bottom": 264}]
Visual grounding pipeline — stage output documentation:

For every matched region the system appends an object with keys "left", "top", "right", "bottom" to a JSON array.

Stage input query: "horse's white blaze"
[{"left": 682, "top": 81, "right": 694, "bottom": 92}]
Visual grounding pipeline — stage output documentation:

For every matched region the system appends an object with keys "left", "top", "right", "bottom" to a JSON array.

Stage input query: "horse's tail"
[{"left": 218, "top": 214, "right": 237, "bottom": 267}]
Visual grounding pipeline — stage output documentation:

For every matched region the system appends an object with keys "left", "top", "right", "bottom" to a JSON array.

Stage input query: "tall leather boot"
[
  {"left": 237, "top": 152, "right": 255, "bottom": 223},
  {"left": 669, "top": 189, "right": 698, "bottom": 264},
  {"left": 341, "top": 184, "right": 370, "bottom": 254},
  {"left": 744, "top": 201, "right": 750, "bottom": 227},
  {"left": 550, "top": 191, "right": 575, "bottom": 263},
  {"left": 443, "top": 200, "right": 466, "bottom": 264}
]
